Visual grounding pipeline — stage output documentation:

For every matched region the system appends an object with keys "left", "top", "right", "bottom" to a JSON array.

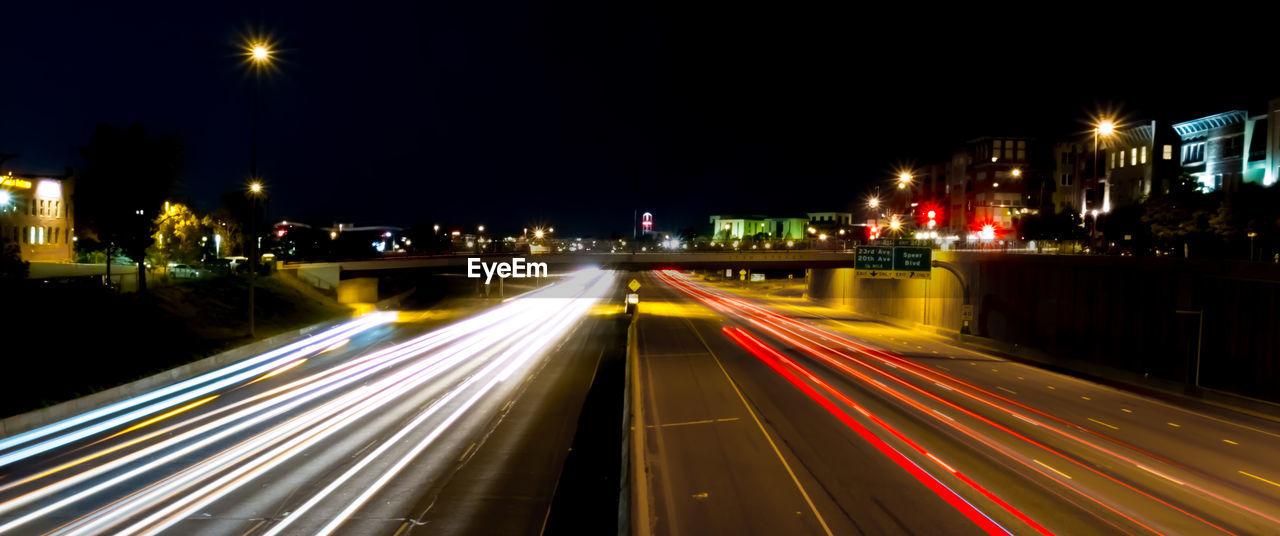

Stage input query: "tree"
[
  {"left": 0, "top": 235, "right": 28, "bottom": 281},
  {"left": 149, "top": 202, "right": 205, "bottom": 266},
  {"left": 76, "top": 124, "right": 182, "bottom": 292}
]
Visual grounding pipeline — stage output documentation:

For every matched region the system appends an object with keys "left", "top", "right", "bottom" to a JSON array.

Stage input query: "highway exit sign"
[
  {"left": 893, "top": 246, "right": 932, "bottom": 280},
  {"left": 856, "top": 245, "right": 931, "bottom": 279},
  {"left": 855, "top": 246, "right": 894, "bottom": 279}
]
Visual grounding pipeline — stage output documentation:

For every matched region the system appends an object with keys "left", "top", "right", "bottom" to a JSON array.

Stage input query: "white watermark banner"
[{"left": 467, "top": 257, "right": 550, "bottom": 284}]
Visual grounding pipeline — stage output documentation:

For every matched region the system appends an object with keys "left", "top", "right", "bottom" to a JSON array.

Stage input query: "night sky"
[{"left": 4, "top": 2, "right": 1276, "bottom": 236}]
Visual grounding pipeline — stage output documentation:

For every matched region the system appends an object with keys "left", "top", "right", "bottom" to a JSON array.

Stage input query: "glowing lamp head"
[
  {"left": 889, "top": 218, "right": 902, "bottom": 231},
  {"left": 868, "top": 197, "right": 880, "bottom": 208},
  {"left": 1011, "top": 168, "right": 1022, "bottom": 178},
  {"left": 0, "top": 190, "right": 10, "bottom": 207},
  {"left": 250, "top": 44, "right": 271, "bottom": 63},
  {"left": 535, "top": 230, "right": 544, "bottom": 239},
  {"left": 927, "top": 210, "right": 936, "bottom": 219},
  {"left": 1097, "top": 120, "right": 1115, "bottom": 137},
  {"left": 248, "top": 182, "right": 263, "bottom": 194},
  {"left": 898, "top": 172, "right": 912, "bottom": 184}
]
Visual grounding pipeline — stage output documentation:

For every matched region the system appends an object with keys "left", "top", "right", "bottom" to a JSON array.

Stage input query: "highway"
[
  {"left": 0, "top": 268, "right": 618, "bottom": 535},
  {"left": 636, "top": 270, "right": 1280, "bottom": 535}
]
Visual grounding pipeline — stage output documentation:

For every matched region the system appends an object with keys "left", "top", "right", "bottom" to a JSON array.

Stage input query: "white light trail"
[{"left": 0, "top": 268, "right": 613, "bottom": 536}]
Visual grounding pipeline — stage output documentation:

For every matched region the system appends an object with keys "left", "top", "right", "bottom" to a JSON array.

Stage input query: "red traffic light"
[{"left": 927, "top": 210, "right": 937, "bottom": 220}]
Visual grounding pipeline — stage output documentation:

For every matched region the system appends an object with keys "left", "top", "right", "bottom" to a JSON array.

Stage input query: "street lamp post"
[
  {"left": 247, "top": 181, "right": 263, "bottom": 337},
  {"left": 244, "top": 39, "right": 273, "bottom": 338},
  {"left": 1091, "top": 120, "right": 1115, "bottom": 252}
]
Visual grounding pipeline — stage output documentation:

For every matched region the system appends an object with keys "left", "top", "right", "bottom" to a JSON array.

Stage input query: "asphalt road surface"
[
  {"left": 634, "top": 270, "right": 1280, "bottom": 535},
  {"left": 0, "top": 268, "right": 619, "bottom": 535}
]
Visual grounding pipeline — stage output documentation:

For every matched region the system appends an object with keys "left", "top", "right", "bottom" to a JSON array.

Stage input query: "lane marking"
[
  {"left": 240, "top": 519, "right": 268, "bottom": 536},
  {"left": 937, "top": 365, "right": 950, "bottom": 371},
  {"left": 458, "top": 442, "right": 477, "bottom": 462},
  {"left": 997, "top": 387, "right": 1017, "bottom": 395},
  {"left": 1240, "top": 471, "right": 1280, "bottom": 489},
  {"left": 1046, "top": 386, "right": 1055, "bottom": 390},
  {"left": 1223, "top": 439, "right": 1238, "bottom": 445},
  {"left": 1088, "top": 418, "right": 1119, "bottom": 430},
  {"left": 687, "top": 320, "right": 835, "bottom": 536},
  {"left": 651, "top": 419, "right": 715, "bottom": 428},
  {"left": 1167, "top": 422, "right": 1181, "bottom": 428},
  {"left": 1080, "top": 396, "right": 1091, "bottom": 401},
  {"left": 1121, "top": 408, "right": 1133, "bottom": 413},
  {"left": 774, "top": 295, "right": 1280, "bottom": 442},
  {"left": 1034, "top": 459, "right": 1072, "bottom": 480}
]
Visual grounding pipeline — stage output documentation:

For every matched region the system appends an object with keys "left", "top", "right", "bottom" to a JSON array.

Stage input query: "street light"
[
  {"left": 897, "top": 171, "right": 912, "bottom": 190},
  {"left": 0, "top": 189, "right": 10, "bottom": 208},
  {"left": 867, "top": 197, "right": 880, "bottom": 209},
  {"left": 1090, "top": 117, "right": 1117, "bottom": 249}
]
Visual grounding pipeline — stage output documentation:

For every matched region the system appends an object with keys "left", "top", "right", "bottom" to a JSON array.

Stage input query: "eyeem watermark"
[{"left": 468, "top": 257, "right": 549, "bottom": 283}]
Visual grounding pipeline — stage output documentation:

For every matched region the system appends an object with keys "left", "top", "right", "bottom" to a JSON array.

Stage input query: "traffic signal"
[{"left": 924, "top": 207, "right": 940, "bottom": 228}]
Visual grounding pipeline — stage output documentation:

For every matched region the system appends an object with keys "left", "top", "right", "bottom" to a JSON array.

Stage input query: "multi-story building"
[
  {"left": 1173, "top": 108, "right": 1274, "bottom": 193},
  {"left": 708, "top": 214, "right": 766, "bottom": 240},
  {"left": 0, "top": 170, "right": 74, "bottom": 263},
  {"left": 1173, "top": 110, "right": 1250, "bottom": 193},
  {"left": 1103, "top": 120, "right": 1182, "bottom": 207},
  {"left": 763, "top": 216, "right": 808, "bottom": 240},
  {"left": 946, "top": 136, "right": 1037, "bottom": 233},
  {"left": 1264, "top": 98, "right": 1280, "bottom": 187}
]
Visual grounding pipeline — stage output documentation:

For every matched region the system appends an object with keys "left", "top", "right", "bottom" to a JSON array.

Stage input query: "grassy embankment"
[{"left": 0, "top": 275, "right": 351, "bottom": 417}]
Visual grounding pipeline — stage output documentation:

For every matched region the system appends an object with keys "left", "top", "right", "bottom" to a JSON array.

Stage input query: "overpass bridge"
[{"left": 280, "top": 251, "right": 856, "bottom": 297}]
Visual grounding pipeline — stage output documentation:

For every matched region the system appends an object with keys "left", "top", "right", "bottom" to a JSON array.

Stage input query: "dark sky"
[{"left": 4, "top": 2, "right": 1276, "bottom": 236}]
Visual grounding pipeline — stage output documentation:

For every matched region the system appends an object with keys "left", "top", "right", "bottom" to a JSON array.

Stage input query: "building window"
[
  {"left": 1140, "top": 146, "right": 1147, "bottom": 164},
  {"left": 992, "top": 140, "right": 1003, "bottom": 160},
  {"left": 1061, "top": 173, "right": 1073, "bottom": 186},
  {"left": 1163, "top": 144, "right": 1173, "bottom": 160},
  {"left": 1016, "top": 140, "right": 1026, "bottom": 161},
  {"left": 1118, "top": 149, "right": 1125, "bottom": 168},
  {"left": 1223, "top": 136, "right": 1243, "bottom": 158},
  {"left": 1111, "top": 152, "right": 1116, "bottom": 169},
  {"left": 1131, "top": 148, "right": 1137, "bottom": 166}
]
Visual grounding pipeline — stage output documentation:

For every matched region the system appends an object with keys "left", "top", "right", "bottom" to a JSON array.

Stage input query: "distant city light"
[
  {"left": 1011, "top": 168, "right": 1021, "bottom": 178},
  {"left": 0, "top": 190, "right": 9, "bottom": 207},
  {"left": 980, "top": 224, "right": 996, "bottom": 241}
]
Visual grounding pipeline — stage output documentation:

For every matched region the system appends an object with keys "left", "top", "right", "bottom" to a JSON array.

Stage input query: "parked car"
[{"left": 169, "top": 264, "right": 202, "bottom": 278}]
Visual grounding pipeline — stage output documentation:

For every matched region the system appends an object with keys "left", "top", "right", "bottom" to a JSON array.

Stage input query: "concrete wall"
[
  {"left": 809, "top": 252, "right": 1280, "bottom": 403},
  {"left": 337, "top": 277, "right": 379, "bottom": 304}
]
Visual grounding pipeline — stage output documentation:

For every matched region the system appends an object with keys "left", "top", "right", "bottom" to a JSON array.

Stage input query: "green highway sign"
[
  {"left": 855, "top": 246, "right": 894, "bottom": 279},
  {"left": 893, "top": 246, "right": 932, "bottom": 279},
  {"left": 856, "top": 245, "right": 932, "bottom": 279}
]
